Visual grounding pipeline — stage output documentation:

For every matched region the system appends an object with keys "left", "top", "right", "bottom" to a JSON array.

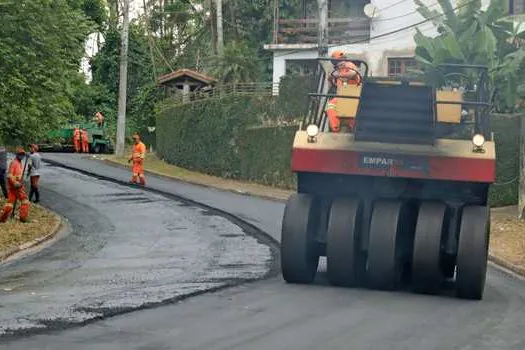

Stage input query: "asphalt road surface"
[
  {"left": 2, "top": 154, "right": 525, "bottom": 350},
  {"left": 0, "top": 161, "right": 274, "bottom": 338}
]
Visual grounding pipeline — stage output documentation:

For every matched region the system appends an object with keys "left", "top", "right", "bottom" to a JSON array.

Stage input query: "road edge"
[
  {"left": 42, "top": 158, "right": 281, "bottom": 279},
  {"left": 100, "top": 157, "right": 525, "bottom": 280},
  {"left": 100, "top": 158, "right": 291, "bottom": 203},
  {"left": 0, "top": 205, "right": 65, "bottom": 263},
  {"left": 49, "top": 156, "right": 525, "bottom": 281}
]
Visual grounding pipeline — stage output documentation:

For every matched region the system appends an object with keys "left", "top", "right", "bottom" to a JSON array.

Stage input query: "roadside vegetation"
[{"left": 0, "top": 200, "right": 60, "bottom": 254}]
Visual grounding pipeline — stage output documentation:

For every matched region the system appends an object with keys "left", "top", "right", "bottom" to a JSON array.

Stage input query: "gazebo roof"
[{"left": 158, "top": 69, "right": 216, "bottom": 85}]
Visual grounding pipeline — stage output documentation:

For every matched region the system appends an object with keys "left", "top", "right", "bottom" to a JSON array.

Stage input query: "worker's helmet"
[
  {"left": 330, "top": 50, "right": 346, "bottom": 65},
  {"left": 16, "top": 147, "right": 25, "bottom": 156}
]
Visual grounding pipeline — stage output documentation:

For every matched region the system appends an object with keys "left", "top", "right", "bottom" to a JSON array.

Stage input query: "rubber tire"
[
  {"left": 456, "top": 205, "right": 490, "bottom": 300},
  {"left": 281, "top": 193, "right": 320, "bottom": 284},
  {"left": 366, "top": 201, "right": 408, "bottom": 290},
  {"left": 326, "top": 197, "right": 363, "bottom": 287},
  {"left": 93, "top": 144, "right": 101, "bottom": 154},
  {"left": 412, "top": 202, "right": 446, "bottom": 294}
]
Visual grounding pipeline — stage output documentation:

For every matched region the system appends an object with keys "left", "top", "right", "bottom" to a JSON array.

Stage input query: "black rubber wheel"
[
  {"left": 366, "top": 201, "right": 410, "bottom": 290},
  {"left": 411, "top": 202, "right": 446, "bottom": 294},
  {"left": 441, "top": 255, "right": 456, "bottom": 279},
  {"left": 93, "top": 144, "right": 101, "bottom": 154},
  {"left": 281, "top": 193, "right": 320, "bottom": 284},
  {"left": 326, "top": 197, "right": 363, "bottom": 287},
  {"left": 456, "top": 205, "right": 490, "bottom": 300}
]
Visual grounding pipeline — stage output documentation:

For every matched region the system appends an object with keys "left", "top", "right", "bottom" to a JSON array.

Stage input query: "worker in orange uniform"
[
  {"left": 73, "top": 127, "right": 81, "bottom": 153},
  {"left": 0, "top": 148, "right": 30, "bottom": 223},
  {"left": 326, "top": 51, "right": 362, "bottom": 133},
  {"left": 128, "top": 133, "right": 146, "bottom": 186},
  {"left": 80, "top": 129, "right": 89, "bottom": 153},
  {"left": 94, "top": 112, "right": 105, "bottom": 128}
]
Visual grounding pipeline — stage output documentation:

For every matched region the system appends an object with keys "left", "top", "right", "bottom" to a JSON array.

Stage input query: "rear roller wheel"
[
  {"left": 281, "top": 193, "right": 320, "bottom": 284},
  {"left": 326, "top": 197, "right": 363, "bottom": 287},
  {"left": 456, "top": 205, "right": 490, "bottom": 300},
  {"left": 411, "top": 202, "right": 446, "bottom": 294},
  {"left": 366, "top": 201, "right": 412, "bottom": 290}
]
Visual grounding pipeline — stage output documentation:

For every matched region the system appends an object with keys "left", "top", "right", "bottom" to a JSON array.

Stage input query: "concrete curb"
[
  {"left": 0, "top": 205, "right": 64, "bottom": 263},
  {"left": 488, "top": 253, "right": 525, "bottom": 277}
]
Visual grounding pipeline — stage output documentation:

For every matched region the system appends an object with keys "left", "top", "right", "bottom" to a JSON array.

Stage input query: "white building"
[{"left": 264, "top": 0, "right": 497, "bottom": 93}]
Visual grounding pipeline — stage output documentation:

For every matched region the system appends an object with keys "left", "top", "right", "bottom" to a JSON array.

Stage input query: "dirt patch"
[
  {"left": 490, "top": 206, "right": 525, "bottom": 268},
  {"left": 0, "top": 200, "right": 60, "bottom": 253},
  {"left": 103, "top": 151, "right": 292, "bottom": 201}
]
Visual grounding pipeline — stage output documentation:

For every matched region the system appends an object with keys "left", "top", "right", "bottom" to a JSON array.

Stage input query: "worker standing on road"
[
  {"left": 0, "top": 146, "right": 7, "bottom": 199},
  {"left": 326, "top": 51, "right": 362, "bottom": 133},
  {"left": 27, "top": 144, "right": 42, "bottom": 203},
  {"left": 81, "top": 129, "right": 89, "bottom": 153},
  {"left": 73, "top": 127, "right": 81, "bottom": 153},
  {"left": 0, "top": 148, "right": 30, "bottom": 223},
  {"left": 128, "top": 133, "right": 146, "bottom": 186}
]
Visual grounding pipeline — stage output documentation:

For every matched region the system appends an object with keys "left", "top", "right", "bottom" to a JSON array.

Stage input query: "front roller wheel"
[
  {"left": 456, "top": 205, "right": 490, "bottom": 300},
  {"left": 326, "top": 197, "right": 363, "bottom": 287},
  {"left": 281, "top": 193, "right": 320, "bottom": 284},
  {"left": 411, "top": 202, "right": 447, "bottom": 294}
]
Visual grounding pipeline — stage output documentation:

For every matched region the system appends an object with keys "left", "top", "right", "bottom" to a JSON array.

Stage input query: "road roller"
[{"left": 280, "top": 57, "right": 495, "bottom": 300}]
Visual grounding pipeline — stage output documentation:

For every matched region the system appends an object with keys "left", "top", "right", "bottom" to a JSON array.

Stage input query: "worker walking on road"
[
  {"left": 0, "top": 146, "right": 7, "bottom": 199},
  {"left": 81, "top": 129, "right": 89, "bottom": 153},
  {"left": 326, "top": 51, "right": 362, "bottom": 133},
  {"left": 128, "top": 133, "right": 146, "bottom": 186},
  {"left": 73, "top": 127, "right": 81, "bottom": 153},
  {"left": 0, "top": 148, "right": 30, "bottom": 223},
  {"left": 28, "top": 144, "right": 42, "bottom": 203}
]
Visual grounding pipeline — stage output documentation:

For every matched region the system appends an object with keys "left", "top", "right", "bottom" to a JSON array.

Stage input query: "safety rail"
[
  {"left": 164, "top": 82, "right": 280, "bottom": 106},
  {"left": 273, "top": 17, "right": 370, "bottom": 44},
  {"left": 301, "top": 60, "right": 493, "bottom": 142}
]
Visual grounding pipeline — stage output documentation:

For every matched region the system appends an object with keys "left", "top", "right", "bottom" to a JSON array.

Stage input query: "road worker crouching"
[
  {"left": 128, "top": 133, "right": 146, "bottom": 186},
  {"left": 326, "top": 51, "right": 362, "bottom": 133},
  {"left": 0, "top": 148, "right": 30, "bottom": 223}
]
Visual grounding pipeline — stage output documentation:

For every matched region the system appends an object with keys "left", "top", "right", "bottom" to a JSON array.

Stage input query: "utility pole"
[
  {"left": 116, "top": 0, "right": 130, "bottom": 157},
  {"left": 317, "top": 0, "right": 328, "bottom": 57},
  {"left": 518, "top": 114, "right": 525, "bottom": 220},
  {"left": 216, "top": 0, "right": 224, "bottom": 55}
]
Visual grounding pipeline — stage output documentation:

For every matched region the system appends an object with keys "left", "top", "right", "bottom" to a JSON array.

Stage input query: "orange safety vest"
[
  {"left": 7, "top": 158, "right": 23, "bottom": 191},
  {"left": 132, "top": 142, "right": 146, "bottom": 162}
]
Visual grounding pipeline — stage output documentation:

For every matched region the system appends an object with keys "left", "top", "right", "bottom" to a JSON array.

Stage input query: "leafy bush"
[
  {"left": 489, "top": 114, "right": 521, "bottom": 206},
  {"left": 156, "top": 82, "right": 521, "bottom": 208}
]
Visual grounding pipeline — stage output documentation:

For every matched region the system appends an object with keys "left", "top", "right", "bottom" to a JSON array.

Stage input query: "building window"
[
  {"left": 510, "top": 0, "right": 525, "bottom": 14},
  {"left": 388, "top": 57, "right": 418, "bottom": 76}
]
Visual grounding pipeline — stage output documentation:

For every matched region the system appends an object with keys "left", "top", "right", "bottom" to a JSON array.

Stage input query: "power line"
[{"left": 270, "top": 0, "right": 478, "bottom": 60}]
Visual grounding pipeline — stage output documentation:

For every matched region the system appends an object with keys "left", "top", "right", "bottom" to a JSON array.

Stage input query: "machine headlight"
[
  {"left": 472, "top": 134, "right": 485, "bottom": 147},
  {"left": 306, "top": 124, "right": 319, "bottom": 137}
]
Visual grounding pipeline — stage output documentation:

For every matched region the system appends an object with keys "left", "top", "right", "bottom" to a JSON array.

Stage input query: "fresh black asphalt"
[{"left": 1, "top": 153, "right": 525, "bottom": 349}]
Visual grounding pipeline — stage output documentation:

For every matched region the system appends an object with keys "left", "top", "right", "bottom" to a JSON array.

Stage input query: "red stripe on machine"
[{"left": 291, "top": 148, "right": 496, "bottom": 183}]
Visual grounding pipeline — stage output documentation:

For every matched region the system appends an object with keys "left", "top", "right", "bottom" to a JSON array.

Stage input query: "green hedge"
[
  {"left": 489, "top": 114, "right": 520, "bottom": 207},
  {"left": 157, "top": 90, "right": 521, "bottom": 207},
  {"left": 238, "top": 126, "right": 297, "bottom": 189}
]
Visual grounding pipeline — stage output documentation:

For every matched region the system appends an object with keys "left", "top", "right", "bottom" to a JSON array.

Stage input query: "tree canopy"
[{"left": 0, "top": 0, "right": 103, "bottom": 144}]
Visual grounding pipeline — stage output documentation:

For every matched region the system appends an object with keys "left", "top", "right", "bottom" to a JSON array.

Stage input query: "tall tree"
[{"left": 0, "top": 0, "right": 95, "bottom": 144}]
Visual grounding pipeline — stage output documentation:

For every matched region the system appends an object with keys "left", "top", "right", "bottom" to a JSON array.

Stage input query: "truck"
[
  {"left": 37, "top": 121, "right": 114, "bottom": 154},
  {"left": 280, "top": 57, "right": 495, "bottom": 300}
]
